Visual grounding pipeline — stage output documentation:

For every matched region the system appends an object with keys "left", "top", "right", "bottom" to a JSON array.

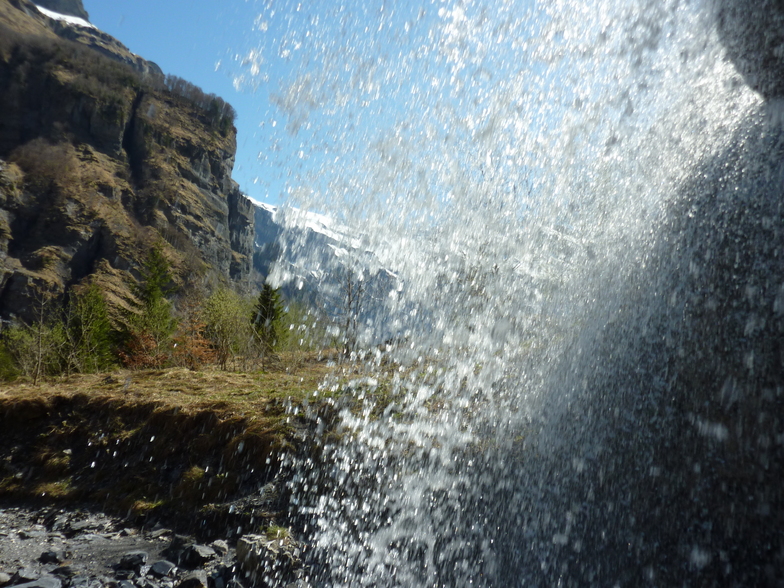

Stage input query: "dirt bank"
[{"left": 0, "top": 360, "right": 343, "bottom": 540}]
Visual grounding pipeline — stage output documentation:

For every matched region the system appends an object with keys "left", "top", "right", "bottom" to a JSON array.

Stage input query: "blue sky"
[{"left": 82, "top": 0, "right": 303, "bottom": 206}]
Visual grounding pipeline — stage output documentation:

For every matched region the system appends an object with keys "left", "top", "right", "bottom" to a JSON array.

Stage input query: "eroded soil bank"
[{"left": 0, "top": 362, "right": 343, "bottom": 540}]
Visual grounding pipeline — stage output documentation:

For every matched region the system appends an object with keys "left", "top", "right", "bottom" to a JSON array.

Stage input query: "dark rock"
[
  {"left": 50, "top": 566, "right": 77, "bottom": 578},
  {"left": 161, "top": 535, "right": 190, "bottom": 563},
  {"left": 40, "top": 549, "right": 68, "bottom": 564},
  {"left": 13, "top": 576, "right": 63, "bottom": 588},
  {"left": 14, "top": 568, "right": 40, "bottom": 583},
  {"left": 148, "top": 561, "right": 177, "bottom": 579},
  {"left": 19, "top": 529, "right": 48, "bottom": 540},
  {"left": 206, "top": 570, "right": 224, "bottom": 588},
  {"left": 177, "top": 571, "right": 207, "bottom": 588},
  {"left": 181, "top": 545, "right": 216, "bottom": 568},
  {"left": 117, "top": 551, "right": 148, "bottom": 570},
  {"left": 69, "top": 519, "right": 99, "bottom": 533}
]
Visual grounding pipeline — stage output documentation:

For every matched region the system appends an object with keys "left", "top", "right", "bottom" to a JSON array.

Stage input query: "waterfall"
[{"left": 241, "top": 0, "right": 784, "bottom": 584}]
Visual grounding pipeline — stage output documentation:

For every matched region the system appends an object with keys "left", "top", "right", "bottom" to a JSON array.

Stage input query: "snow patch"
[{"left": 34, "top": 4, "right": 95, "bottom": 29}]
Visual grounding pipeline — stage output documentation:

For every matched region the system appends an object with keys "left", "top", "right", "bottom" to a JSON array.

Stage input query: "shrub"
[{"left": 202, "top": 286, "right": 253, "bottom": 371}]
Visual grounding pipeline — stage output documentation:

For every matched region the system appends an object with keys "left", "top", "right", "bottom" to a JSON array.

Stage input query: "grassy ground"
[{"left": 0, "top": 351, "right": 353, "bottom": 536}]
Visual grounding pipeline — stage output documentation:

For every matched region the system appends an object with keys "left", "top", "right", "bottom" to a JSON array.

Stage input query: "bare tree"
[{"left": 340, "top": 267, "right": 366, "bottom": 356}]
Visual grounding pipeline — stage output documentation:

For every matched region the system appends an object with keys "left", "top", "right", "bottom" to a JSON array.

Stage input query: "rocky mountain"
[
  {"left": 252, "top": 202, "right": 399, "bottom": 341},
  {"left": 0, "top": 0, "right": 255, "bottom": 323},
  {"left": 30, "top": 0, "right": 87, "bottom": 20}
]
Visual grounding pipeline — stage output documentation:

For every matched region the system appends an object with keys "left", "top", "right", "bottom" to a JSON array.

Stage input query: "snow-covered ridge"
[
  {"left": 252, "top": 201, "right": 359, "bottom": 248},
  {"left": 34, "top": 4, "right": 94, "bottom": 29}
]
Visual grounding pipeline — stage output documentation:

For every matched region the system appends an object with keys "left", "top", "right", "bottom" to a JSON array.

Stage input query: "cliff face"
[{"left": 0, "top": 0, "right": 254, "bottom": 322}]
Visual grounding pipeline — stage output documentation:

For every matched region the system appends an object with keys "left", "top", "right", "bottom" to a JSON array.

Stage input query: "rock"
[
  {"left": 19, "top": 529, "right": 48, "bottom": 540},
  {"left": 50, "top": 566, "right": 77, "bottom": 579},
  {"left": 0, "top": 0, "right": 256, "bottom": 324},
  {"left": 161, "top": 535, "right": 190, "bottom": 563},
  {"left": 13, "top": 576, "right": 63, "bottom": 588},
  {"left": 181, "top": 544, "right": 216, "bottom": 568},
  {"left": 206, "top": 569, "right": 225, "bottom": 588},
  {"left": 149, "top": 528, "right": 171, "bottom": 539},
  {"left": 177, "top": 571, "right": 207, "bottom": 588},
  {"left": 0, "top": 573, "right": 11, "bottom": 587},
  {"left": 236, "top": 534, "right": 306, "bottom": 588},
  {"left": 148, "top": 561, "right": 177, "bottom": 578},
  {"left": 14, "top": 568, "right": 40, "bottom": 583},
  {"left": 40, "top": 549, "right": 68, "bottom": 564},
  {"left": 117, "top": 581, "right": 134, "bottom": 588},
  {"left": 208, "top": 540, "right": 228, "bottom": 557},
  {"left": 118, "top": 550, "right": 148, "bottom": 570}
]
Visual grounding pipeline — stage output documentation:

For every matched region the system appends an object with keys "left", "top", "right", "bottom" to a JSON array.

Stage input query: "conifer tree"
[
  {"left": 63, "top": 284, "right": 115, "bottom": 373},
  {"left": 252, "top": 283, "right": 284, "bottom": 355},
  {"left": 122, "top": 243, "right": 178, "bottom": 368}
]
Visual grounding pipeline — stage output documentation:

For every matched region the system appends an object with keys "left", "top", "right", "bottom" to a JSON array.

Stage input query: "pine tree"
[
  {"left": 122, "top": 243, "right": 178, "bottom": 368},
  {"left": 252, "top": 284, "right": 284, "bottom": 355},
  {"left": 63, "top": 284, "right": 116, "bottom": 373}
]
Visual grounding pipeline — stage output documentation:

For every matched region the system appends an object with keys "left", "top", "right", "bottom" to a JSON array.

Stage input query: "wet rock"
[
  {"left": 118, "top": 550, "right": 148, "bottom": 570},
  {"left": 40, "top": 549, "right": 68, "bottom": 564},
  {"left": 149, "top": 528, "right": 171, "bottom": 539},
  {"left": 181, "top": 545, "right": 216, "bottom": 568},
  {"left": 50, "top": 566, "right": 77, "bottom": 579},
  {"left": 13, "top": 576, "right": 63, "bottom": 588},
  {"left": 148, "top": 561, "right": 177, "bottom": 578},
  {"left": 208, "top": 541, "right": 228, "bottom": 557},
  {"left": 161, "top": 535, "right": 190, "bottom": 564},
  {"left": 177, "top": 571, "right": 207, "bottom": 588},
  {"left": 235, "top": 534, "right": 307, "bottom": 588},
  {"left": 14, "top": 568, "right": 40, "bottom": 583}
]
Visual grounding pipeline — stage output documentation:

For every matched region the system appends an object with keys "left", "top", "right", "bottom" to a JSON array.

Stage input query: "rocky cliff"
[{"left": 0, "top": 0, "right": 255, "bottom": 323}]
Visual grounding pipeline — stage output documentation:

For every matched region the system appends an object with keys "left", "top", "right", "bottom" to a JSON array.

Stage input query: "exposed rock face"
[{"left": 0, "top": 0, "right": 254, "bottom": 322}]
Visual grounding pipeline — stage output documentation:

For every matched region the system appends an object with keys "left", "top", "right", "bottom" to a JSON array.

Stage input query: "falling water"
[{"left": 241, "top": 0, "right": 784, "bottom": 584}]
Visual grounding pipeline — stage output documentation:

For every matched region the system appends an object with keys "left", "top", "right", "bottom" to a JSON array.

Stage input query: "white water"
[{"left": 241, "top": 0, "right": 783, "bottom": 584}]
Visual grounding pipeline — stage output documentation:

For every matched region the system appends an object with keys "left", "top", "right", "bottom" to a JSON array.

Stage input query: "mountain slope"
[{"left": 0, "top": 0, "right": 254, "bottom": 323}]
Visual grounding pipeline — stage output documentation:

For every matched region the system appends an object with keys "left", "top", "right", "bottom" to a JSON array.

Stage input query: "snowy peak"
[
  {"left": 32, "top": 0, "right": 88, "bottom": 22},
  {"left": 34, "top": 4, "right": 93, "bottom": 29}
]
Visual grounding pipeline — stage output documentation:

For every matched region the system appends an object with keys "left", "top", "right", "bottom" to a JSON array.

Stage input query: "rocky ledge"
[{"left": 0, "top": 507, "right": 310, "bottom": 588}]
